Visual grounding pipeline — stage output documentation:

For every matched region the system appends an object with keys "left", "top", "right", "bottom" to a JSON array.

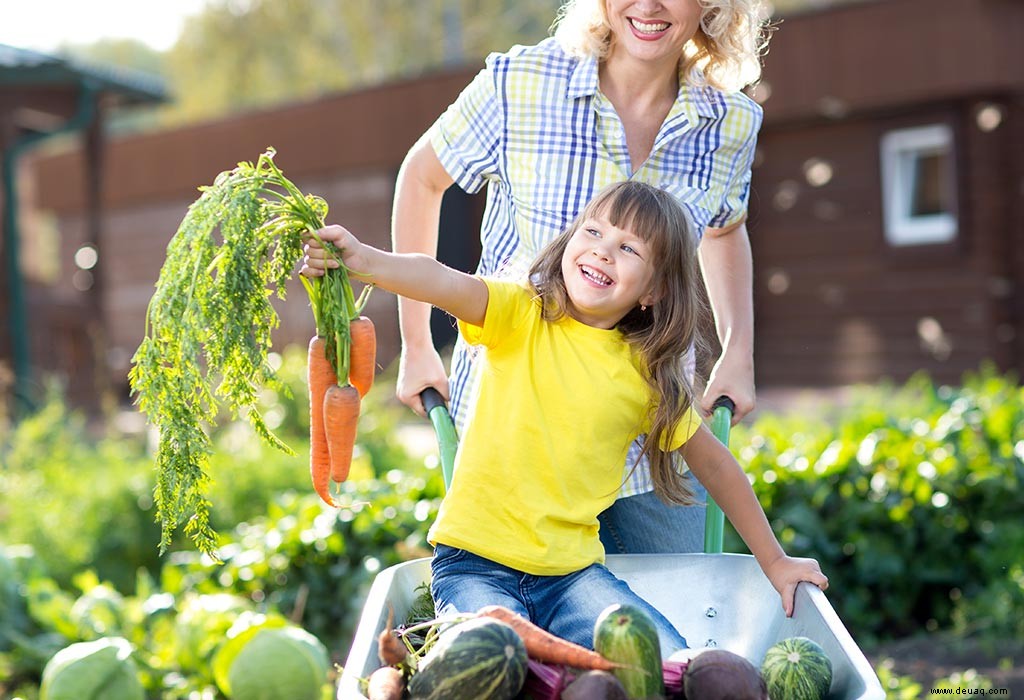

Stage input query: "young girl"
[{"left": 303, "top": 181, "right": 827, "bottom": 653}]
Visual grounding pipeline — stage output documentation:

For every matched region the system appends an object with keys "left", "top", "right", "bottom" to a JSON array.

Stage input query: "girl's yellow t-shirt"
[{"left": 428, "top": 279, "right": 701, "bottom": 575}]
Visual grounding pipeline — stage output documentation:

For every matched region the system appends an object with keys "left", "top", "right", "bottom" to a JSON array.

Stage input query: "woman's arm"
[
  {"left": 303, "top": 224, "right": 488, "bottom": 328},
  {"left": 393, "top": 136, "right": 458, "bottom": 412},
  {"left": 680, "top": 426, "right": 828, "bottom": 615},
  {"left": 698, "top": 220, "right": 755, "bottom": 423}
]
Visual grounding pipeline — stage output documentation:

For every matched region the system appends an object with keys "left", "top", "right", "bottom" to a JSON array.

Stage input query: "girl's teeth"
[
  {"left": 582, "top": 266, "right": 612, "bottom": 285},
  {"left": 630, "top": 19, "right": 669, "bottom": 33}
]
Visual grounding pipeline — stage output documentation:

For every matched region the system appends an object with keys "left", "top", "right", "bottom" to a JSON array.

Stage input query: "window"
[{"left": 880, "top": 124, "right": 957, "bottom": 246}]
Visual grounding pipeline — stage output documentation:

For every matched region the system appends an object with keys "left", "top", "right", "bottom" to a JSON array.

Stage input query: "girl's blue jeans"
[{"left": 429, "top": 543, "right": 688, "bottom": 654}]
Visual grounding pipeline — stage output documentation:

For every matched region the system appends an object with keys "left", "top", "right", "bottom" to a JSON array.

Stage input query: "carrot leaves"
[{"left": 130, "top": 148, "right": 344, "bottom": 555}]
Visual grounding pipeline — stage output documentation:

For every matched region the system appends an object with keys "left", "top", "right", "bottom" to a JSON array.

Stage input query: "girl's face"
[
  {"left": 560, "top": 213, "right": 660, "bottom": 329},
  {"left": 604, "top": 0, "right": 703, "bottom": 67}
]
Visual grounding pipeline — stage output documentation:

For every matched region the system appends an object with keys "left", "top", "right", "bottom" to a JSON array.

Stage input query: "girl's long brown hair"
[{"left": 529, "top": 181, "right": 708, "bottom": 505}]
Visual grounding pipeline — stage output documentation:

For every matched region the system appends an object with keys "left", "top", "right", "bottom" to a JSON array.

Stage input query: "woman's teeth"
[{"left": 630, "top": 18, "right": 669, "bottom": 33}]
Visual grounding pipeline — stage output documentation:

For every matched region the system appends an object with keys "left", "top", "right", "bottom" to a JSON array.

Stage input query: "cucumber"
[{"left": 593, "top": 604, "right": 664, "bottom": 700}]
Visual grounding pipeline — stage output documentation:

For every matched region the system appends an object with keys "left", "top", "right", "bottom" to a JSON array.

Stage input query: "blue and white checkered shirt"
[{"left": 430, "top": 38, "right": 762, "bottom": 497}]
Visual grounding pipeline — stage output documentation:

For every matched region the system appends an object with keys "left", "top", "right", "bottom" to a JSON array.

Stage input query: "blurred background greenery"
[
  {"left": 1, "top": 353, "right": 1021, "bottom": 697},
  {"left": 55, "top": 0, "right": 871, "bottom": 132}
]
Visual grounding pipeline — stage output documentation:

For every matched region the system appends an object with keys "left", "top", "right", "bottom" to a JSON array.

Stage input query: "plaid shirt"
[{"left": 430, "top": 38, "right": 762, "bottom": 497}]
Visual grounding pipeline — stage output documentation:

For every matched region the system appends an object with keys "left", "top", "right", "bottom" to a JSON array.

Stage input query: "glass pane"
[{"left": 909, "top": 151, "right": 949, "bottom": 217}]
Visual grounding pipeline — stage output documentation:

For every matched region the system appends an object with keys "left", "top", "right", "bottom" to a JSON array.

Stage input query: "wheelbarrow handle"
[
  {"left": 704, "top": 395, "right": 735, "bottom": 554},
  {"left": 419, "top": 388, "right": 459, "bottom": 491},
  {"left": 421, "top": 386, "right": 447, "bottom": 415}
]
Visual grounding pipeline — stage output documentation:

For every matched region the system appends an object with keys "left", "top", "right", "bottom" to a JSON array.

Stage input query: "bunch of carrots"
[
  {"left": 301, "top": 265, "right": 377, "bottom": 506},
  {"left": 131, "top": 148, "right": 376, "bottom": 554}
]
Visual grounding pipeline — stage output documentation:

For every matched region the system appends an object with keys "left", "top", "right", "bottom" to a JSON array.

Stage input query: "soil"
[{"left": 865, "top": 635, "right": 1023, "bottom": 697}]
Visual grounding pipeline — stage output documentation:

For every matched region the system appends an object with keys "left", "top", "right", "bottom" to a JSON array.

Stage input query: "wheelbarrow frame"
[{"left": 338, "top": 391, "right": 885, "bottom": 699}]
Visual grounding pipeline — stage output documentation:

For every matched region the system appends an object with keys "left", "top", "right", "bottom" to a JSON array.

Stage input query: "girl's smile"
[{"left": 561, "top": 215, "right": 659, "bottom": 329}]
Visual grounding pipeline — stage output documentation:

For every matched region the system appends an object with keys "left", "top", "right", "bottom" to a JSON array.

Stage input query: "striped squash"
[
  {"left": 593, "top": 604, "right": 664, "bottom": 699},
  {"left": 760, "top": 636, "right": 833, "bottom": 700},
  {"left": 408, "top": 617, "right": 526, "bottom": 700}
]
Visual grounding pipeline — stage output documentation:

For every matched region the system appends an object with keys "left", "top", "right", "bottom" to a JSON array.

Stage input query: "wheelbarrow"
[{"left": 338, "top": 391, "right": 885, "bottom": 699}]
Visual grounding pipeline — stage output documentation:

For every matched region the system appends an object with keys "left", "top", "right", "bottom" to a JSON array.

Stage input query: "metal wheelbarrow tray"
[
  {"left": 338, "top": 552, "right": 884, "bottom": 699},
  {"left": 338, "top": 391, "right": 884, "bottom": 699}
]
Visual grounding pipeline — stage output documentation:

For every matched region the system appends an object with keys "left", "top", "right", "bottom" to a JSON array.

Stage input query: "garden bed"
[{"left": 866, "top": 635, "right": 1023, "bottom": 696}]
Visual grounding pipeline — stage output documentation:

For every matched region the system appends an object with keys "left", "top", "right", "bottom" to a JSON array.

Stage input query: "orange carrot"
[
  {"left": 324, "top": 383, "right": 361, "bottom": 484},
  {"left": 307, "top": 336, "right": 335, "bottom": 507},
  {"left": 366, "top": 665, "right": 405, "bottom": 700},
  {"left": 476, "top": 605, "right": 622, "bottom": 671},
  {"left": 377, "top": 604, "right": 407, "bottom": 667},
  {"left": 349, "top": 316, "right": 377, "bottom": 398}
]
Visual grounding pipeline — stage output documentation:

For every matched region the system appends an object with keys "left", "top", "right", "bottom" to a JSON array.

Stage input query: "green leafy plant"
[
  {"left": 129, "top": 148, "right": 369, "bottom": 555},
  {"left": 726, "top": 365, "right": 1024, "bottom": 641}
]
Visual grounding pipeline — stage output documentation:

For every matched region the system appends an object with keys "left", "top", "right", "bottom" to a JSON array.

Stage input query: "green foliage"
[
  {"left": 161, "top": 0, "right": 559, "bottom": 125},
  {"left": 0, "top": 389, "right": 162, "bottom": 591},
  {"left": 726, "top": 366, "right": 1024, "bottom": 640},
  {"left": 164, "top": 468, "right": 443, "bottom": 661}
]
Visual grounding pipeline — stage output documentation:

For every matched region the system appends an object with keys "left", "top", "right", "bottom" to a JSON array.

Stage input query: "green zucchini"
[{"left": 593, "top": 604, "right": 664, "bottom": 699}]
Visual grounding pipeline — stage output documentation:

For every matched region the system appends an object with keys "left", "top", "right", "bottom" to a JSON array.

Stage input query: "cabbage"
[
  {"left": 214, "top": 620, "right": 330, "bottom": 700},
  {"left": 40, "top": 636, "right": 144, "bottom": 700}
]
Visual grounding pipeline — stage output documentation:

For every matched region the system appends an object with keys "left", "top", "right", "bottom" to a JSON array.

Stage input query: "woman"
[{"left": 308, "top": 0, "right": 771, "bottom": 554}]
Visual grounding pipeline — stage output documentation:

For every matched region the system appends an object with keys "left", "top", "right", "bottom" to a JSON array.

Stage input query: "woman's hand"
[
  {"left": 701, "top": 348, "right": 755, "bottom": 423},
  {"left": 763, "top": 555, "right": 829, "bottom": 618},
  {"left": 396, "top": 345, "right": 451, "bottom": 418}
]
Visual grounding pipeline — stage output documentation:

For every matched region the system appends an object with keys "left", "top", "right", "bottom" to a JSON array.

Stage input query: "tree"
[{"left": 160, "top": 0, "right": 560, "bottom": 125}]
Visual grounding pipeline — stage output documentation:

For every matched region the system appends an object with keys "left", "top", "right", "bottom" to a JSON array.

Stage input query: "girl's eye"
[
  {"left": 586, "top": 228, "right": 601, "bottom": 237},
  {"left": 621, "top": 244, "right": 639, "bottom": 256}
]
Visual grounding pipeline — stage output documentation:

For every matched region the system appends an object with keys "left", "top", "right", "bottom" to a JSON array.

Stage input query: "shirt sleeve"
[
  {"left": 663, "top": 405, "right": 704, "bottom": 452},
  {"left": 429, "top": 52, "right": 506, "bottom": 195},
  {"left": 708, "top": 99, "right": 763, "bottom": 229},
  {"left": 457, "top": 278, "right": 530, "bottom": 348}
]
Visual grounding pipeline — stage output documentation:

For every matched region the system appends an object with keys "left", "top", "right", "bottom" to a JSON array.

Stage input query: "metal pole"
[{"left": 2, "top": 82, "right": 97, "bottom": 417}]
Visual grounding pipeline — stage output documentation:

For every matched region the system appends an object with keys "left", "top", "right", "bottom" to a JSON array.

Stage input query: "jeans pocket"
[{"left": 429, "top": 544, "right": 466, "bottom": 579}]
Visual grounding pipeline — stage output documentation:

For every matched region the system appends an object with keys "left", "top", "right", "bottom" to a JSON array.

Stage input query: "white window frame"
[{"left": 880, "top": 124, "right": 957, "bottom": 246}]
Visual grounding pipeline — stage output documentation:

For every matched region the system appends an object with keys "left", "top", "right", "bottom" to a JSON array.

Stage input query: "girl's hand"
[
  {"left": 301, "top": 225, "right": 370, "bottom": 278},
  {"left": 764, "top": 555, "right": 829, "bottom": 618}
]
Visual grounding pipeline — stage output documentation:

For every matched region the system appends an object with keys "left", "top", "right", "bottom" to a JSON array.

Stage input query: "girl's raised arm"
[{"left": 302, "top": 224, "right": 488, "bottom": 327}]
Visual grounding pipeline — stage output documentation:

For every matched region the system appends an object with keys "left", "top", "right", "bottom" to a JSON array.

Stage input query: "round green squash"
[
  {"left": 593, "top": 604, "right": 664, "bottom": 700},
  {"left": 40, "top": 637, "right": 144, "bottom": 700},
  {"left": 760, "top": 636, "right": 833, "bottom": 700},
  {"left": 408, "top": 617, "right": 527, "bottom": 700}
]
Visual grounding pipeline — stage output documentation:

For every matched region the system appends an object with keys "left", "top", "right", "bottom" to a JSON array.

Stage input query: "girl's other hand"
[{"left": 764, "top": 555, "right": 829, "bottom": 618}]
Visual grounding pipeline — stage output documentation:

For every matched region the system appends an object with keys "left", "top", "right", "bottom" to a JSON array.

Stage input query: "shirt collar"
[
  {"left": 567, "top": 56, "right": 723, "bottom": 123},
  {"left": 566, "top": 54, "right": 600, "bottom": 100}
]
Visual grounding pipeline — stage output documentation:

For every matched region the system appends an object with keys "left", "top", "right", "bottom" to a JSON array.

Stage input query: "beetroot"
[
  {"left": 562, "top": 670, "right": 629, "bottom": 700},
  {"left": 682, "top": 649, "right": 767, "bottom": 700}
]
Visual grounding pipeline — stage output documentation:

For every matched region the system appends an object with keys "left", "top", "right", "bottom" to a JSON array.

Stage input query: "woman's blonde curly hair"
[{"left": 552, "top": 0, "right": 773, "bottom": 92}]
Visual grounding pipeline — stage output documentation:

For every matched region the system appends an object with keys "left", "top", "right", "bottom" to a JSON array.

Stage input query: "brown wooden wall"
[
  {"left": 19, "top": 68, "right": 478, "bottom": 403},
  {"left": 749, "top": 98, "right": 1021, "bottom": 386},
  {"left": 14, "top": 0, "right": 1024, "bottom": 405}
]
